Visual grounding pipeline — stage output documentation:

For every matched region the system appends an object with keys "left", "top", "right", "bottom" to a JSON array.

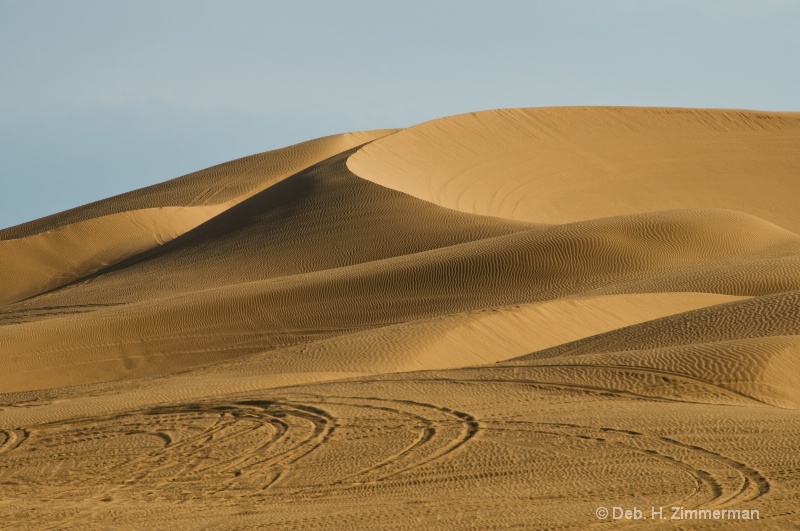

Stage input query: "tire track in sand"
[{"left": 513, "top": 422, "right": 769, "bottom": 509}]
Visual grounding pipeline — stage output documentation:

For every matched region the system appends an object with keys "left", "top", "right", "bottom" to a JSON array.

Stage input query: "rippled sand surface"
[{"left": 2, "top": 107, "right": 799, "bottom": 529}]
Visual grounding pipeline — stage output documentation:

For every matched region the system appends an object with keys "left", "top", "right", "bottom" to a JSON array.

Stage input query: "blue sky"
[{"left": 2, "top": 0, "right": 798, "bottom": 230}]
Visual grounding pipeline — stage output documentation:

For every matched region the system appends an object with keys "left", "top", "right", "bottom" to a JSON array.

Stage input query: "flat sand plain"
[{"left": 1, "top": 107, "right": 799, "bottom": 529}]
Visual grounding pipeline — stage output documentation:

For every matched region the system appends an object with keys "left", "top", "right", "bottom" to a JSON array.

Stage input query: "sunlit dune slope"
[
  {"left": 184, "top": 292, "right": 744, "bottom": 389},
  {"left": 533, "top": 336, "right": 800, "bottom": 408},
  {"left": 0, "top": 130, "right": 394, "bottom": 305},
  {"left": 348, "top": 107, "right": 800, "bottom": 230},
  {"left": 2, "top": 207, "right": 798, "bottom": 392},
  {"left": 516, "top": 290, "right": 800, "bottom": 359},
  {"left": 2, "top": 107, "right": 800, "bottom": 397},
  {"left": 2, "top": 107, "right": 800, "bottom": 530},
  {"left": 1, "top": 130, "right": 394, "bottom": 240},
  {"left": 510, "top": 291, "right": 800, "bottom": 408},
  {"left": 5, "top": 148, "right": 527, "bottom": 309}
]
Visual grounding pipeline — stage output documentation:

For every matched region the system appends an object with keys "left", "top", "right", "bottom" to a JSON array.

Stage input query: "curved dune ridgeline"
[
  {"left": 348, "top": 107, "right": 800, "bottom": 230},
  {"left": 1, "top": 108, "right": 800, "bottom": 529},
  {"left": 0, "top": 130, "right": 395, "bottom": 305}
]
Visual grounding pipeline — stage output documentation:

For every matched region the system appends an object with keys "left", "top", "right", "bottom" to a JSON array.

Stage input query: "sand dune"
[
  {"left": 509, "top": 290, "right": 800, "bottom": 408},
  {"left": 0, "top": 130, "right": 394, "bottom": 306},
  {"left": 1, "top": 107, "right": 799, "bottom": 529},
  {"left": 0, "top": 205, "right": 228, "bottom": 305},
  {"left": 515, "top": 336, "right": 800, "bottom": 408},
  {"left": 518, "top": 290, "right": 800, "bottom": 360},
  {"left": 348, "top": 107, "right": 800, "bottom": 230}
]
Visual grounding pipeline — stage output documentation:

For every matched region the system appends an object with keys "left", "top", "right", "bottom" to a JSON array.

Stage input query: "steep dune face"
[
  {"left": 0, "top": 130, "right": 395, "bottom": 305},
  {"left": 2, "top": 107, "right": 800, "bottom": 529},
  {"left": 0, "top": 206, "right": 227, "bottom": 305},
  {"left": 5, "top": 148, "right": 528, "bottom": 309},
  {"left": 1, "top": 130, "right": 395, "bottom": 240},
  {"left": 348, "top": 107, "right": 800, "bottom": 229},
  {"left": 3, "top": 207, "right": 799, "bottom": 392}
]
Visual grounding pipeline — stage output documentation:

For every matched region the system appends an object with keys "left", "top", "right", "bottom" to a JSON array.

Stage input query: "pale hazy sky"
[{"left": 2, "top": 1, "right": 798, "bottom": 229}]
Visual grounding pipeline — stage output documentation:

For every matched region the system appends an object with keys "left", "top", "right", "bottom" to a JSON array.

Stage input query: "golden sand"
[{"left": 1, "top": 108, "right": 798, "bottom": 529}]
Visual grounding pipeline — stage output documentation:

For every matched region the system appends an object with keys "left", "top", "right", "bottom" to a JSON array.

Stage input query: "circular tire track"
[
  {"left": 309, "top": 395, "right": 481, "bottom": 485},
  {"left": 514, "top": 422, "right": 769, "bottom": 509},
  {"left": 0, "top": 400, "right": 336, "bottom": 492}
]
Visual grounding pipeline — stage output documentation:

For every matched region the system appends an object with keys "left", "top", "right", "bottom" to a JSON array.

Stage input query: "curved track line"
[
  {"left": 512, "top": 422, "right": 769, "bottom": 509},
  {"left": 0, "top": 429, "right": 28, "bottom": 456},
  {"left": 313, "top": 395, "right": 480, "bottom": 484}
]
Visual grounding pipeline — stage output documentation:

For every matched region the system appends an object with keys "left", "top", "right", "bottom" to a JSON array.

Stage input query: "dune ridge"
[
  {"left": 516, "top": 290, "right": 800, "bottom": 360},
  {"left": 348, "top": 107, "right": 800, "bottom": 229},
  {"left": 2, "top": 107, "right": 800, "bottom": 529},
  {"left": 514, "top": 336, "right": 800, "bottom": 408},
  {"left": 0, "top": 130, "right": 395, "bottom": 305},
  {"left": 3, "top": 207, "right": 798, "bottom": 393}
]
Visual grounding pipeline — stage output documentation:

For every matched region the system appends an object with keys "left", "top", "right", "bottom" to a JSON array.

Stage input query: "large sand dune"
[{"left": 1, "top": 107, "right": 799, "bottom": 529}]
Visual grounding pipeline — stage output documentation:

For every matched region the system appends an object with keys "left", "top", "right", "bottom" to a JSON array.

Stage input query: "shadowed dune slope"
[
  {"left": 2, "top": 130, "right": 395, "bottom": 240},
  {"left": 348, "top": 107, "right": 800, "bottom": 230},
  {"left": 2, "top": 207, "right": 799, "bottom": 392},
  {"left": 0, "top": 130, "right": 394, "bottom": 305},
  {"left": 3, "top": 148, "right": 529, "bottom": 310},
  {"left": 2, "top": 109, "right": 800, "bottom": 395},
  {"left": 2, "top": 107, "right": 800, "bottom": 529},
  {"left": 0, "top": 206, "right": 228, "bottom": 305}
]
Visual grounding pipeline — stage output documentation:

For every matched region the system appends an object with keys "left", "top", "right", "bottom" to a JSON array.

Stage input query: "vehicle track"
[
  {"left": 0, "top": 394, "right": 767, "bottom": 515},
  {"left": 350, "top": 362, "right": 767, "bottom": 407},
  {"left": 306, "top": 395, "right": 480, "bottom": 485},
  {"left": 0, "top": 401, "right": 335, "bottom": 491},
  {"left": 504, "top": 421, "right": 769, "bottom": 509},
  {"left": 0, "top": 429, "right": 28, "bottom": 456}
]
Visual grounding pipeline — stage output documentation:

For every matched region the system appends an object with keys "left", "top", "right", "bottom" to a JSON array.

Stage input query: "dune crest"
[
  {"left": 348, "top": 107, "right": 800, "bottom": 230},
  {"left": 0, "top": 206, "right": 227, "bottom": 305},
  {"left": 0, "top": 130, "right": 395, "bottom": 305},
  {"left": 2, "top": 108, "right": 800, "bottom": 529}
]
